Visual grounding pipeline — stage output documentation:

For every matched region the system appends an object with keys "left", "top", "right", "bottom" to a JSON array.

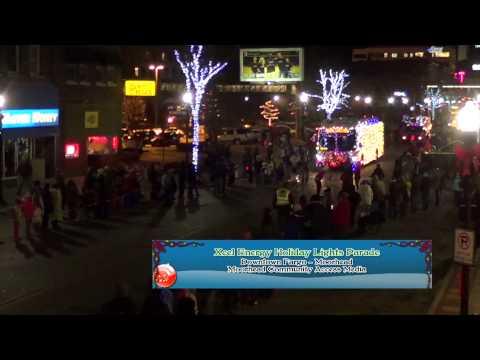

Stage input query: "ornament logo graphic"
[{"left": 153, "top": 264, "right": 177, "bottom": 288}]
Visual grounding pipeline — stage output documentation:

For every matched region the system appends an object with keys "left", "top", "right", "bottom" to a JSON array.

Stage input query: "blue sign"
[
  {"left": 152, "top": 240, "right": 432, "bottom": 289},
  {"left": 1, "top": 109, "right": 59, "bottom": 129}
]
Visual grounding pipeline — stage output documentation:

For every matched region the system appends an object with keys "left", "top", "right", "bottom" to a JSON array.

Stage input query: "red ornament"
[{"left": 153, "top": 264, "right": 177, "bottom": 288}]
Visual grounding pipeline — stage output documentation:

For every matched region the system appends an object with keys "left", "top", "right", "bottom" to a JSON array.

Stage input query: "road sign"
[{"left": 455, "top": 228, "right": 475, "bottom": 266}]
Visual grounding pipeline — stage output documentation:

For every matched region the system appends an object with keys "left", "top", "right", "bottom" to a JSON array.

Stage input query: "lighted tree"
[
  {"left": 122, "top": 97, "right": 146, "bottom": 128},
  {"left": 311, "top": 69, "right": 350, "bottom": 120},
  {"left": 424, "top": 87, "right": 443, "bottom": 121},
  {"left": 174, "top": 45, "right": 228, "bottom": 172},
  {"left": 260, "top": 100, "right": 280, "bottom": 127}
]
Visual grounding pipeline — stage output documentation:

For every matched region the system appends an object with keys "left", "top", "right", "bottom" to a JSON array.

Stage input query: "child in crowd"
[{"left": 12, "top": 197, "right": 23, "bottom": 243}]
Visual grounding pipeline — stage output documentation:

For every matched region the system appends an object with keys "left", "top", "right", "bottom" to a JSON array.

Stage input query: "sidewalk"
[
  {"left": 0, "top": 182, "right": 18, "bottom": 214},
  {"left": 429, "top": 252, "right": 480, "bottom": 315}
]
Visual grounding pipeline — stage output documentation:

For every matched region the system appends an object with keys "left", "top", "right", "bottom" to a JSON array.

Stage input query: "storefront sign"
[
  {"left": 85, "top": 111, "right": 99, "bottom": 128},
  {"left": 125, "top": 80, "right": 156, "bottom": 96},
  {"left": 427, "top": 46, "right": 443, "bottom": 54},
  {"left": 472, "top": 64, "right": 480, "bottom": 71},
  {"left": 0, "top": 109, "right": 59, "bottom": 129},
  {"left": 65, "top": 143, "right": 80, "bottom": 159}
]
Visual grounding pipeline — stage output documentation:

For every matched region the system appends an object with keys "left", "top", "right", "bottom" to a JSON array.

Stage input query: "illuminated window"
[
  {"left": 391, "top": 53, "right": 398, "bottom": 58},
  {"left": 65, "top": 143, "right": 80, "bottom": 159},
  {"left": 415, "top": 52, "right": 424, "bottom": 57},
  {"left": 87, "top": 136, "right": 118, "bottom": 155},
  {"left": 432, "top": 51, "right": 450, "bottom": 58},
  {"left": 410, "top": 53, "right": 414, "bottom": 57},
  {"left": 384, "top": 52, "right": 388, "bottom": 58},
  {"left": 404, "top": 53, "right": 408, "bottom": 58}
]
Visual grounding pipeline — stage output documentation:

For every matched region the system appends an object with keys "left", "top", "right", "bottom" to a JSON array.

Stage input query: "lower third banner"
[{"left": 152, "top": 240, "right": 432, "bottom": 289}]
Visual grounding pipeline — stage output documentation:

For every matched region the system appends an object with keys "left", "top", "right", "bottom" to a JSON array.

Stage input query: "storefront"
[
  {"left": 61, "top": 93, "right": 122, "bottom": 177},
  {"left": 0, "top": 80, "right": 59, "bottom": 184}
]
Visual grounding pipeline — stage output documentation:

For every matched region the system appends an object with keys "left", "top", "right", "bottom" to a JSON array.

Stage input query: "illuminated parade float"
[{"left": 314, "top": 117, "right": 384, "bottom": 170}]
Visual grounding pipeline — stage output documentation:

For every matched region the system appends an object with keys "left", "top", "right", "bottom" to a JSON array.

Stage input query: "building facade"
[{"left": 0, "top": 45, "right": 123, "bottom": 185}]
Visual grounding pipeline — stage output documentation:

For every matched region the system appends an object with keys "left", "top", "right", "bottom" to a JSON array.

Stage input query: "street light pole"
[
  {"left": 299, "top": 92, "right": 309, "bottom": 141},
  {"left": 149, "top": 64, "right": 164, "bottom": 128},
  {"left": 0, "top": 94, "right": 6, "bottom": 205}
]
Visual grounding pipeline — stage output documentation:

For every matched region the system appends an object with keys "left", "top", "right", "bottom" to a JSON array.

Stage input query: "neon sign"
[
  {"left": 455, "top": 71, "right": 467, "bottom": 84},
  {"left": 1, "top": 109, "right": 59, "bottom": 129}
]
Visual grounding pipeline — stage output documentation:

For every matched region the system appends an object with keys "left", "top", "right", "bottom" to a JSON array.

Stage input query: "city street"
[{"left": 0, "top": 142, "right": 457, "bottom": 314}]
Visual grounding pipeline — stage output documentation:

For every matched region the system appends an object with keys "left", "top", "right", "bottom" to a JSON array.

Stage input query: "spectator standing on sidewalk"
[
  {"left": 315, "top": 168, "right": 325, "bottom": 196},
  {"left": 66, "top": 180, "right": 80, "bottom": 221},
  {"left": 12, "top": 197, "right": 23, "bottom": 243},
  {"left": 389, "top": 178, "right": 400, "bottom": 219},
  {"left": 187, "top": 163, "right": 199, "bottom": 199},
  {"left": 354, "top": 164, "right": 362, "bottom": 190},
  {"left": 42, "top": 184, "right": 53, "bottom": 230},
  {"left": 51, "top": 184, "right": 63, "bottom": 230},
  {"left": 20, "top": 194, "right": 35, "bottom": 241},
  {"left": 332, "top": 191, "right": 351, "bottom": 238},
  {"left": 372, "top": 163, "right": 385, "bottom": 180},
  {"left": 17, "top": 159, "right": 33, "bottom": 196}
]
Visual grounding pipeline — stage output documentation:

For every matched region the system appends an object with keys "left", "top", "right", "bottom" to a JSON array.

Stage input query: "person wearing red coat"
[
  {"left": 20, "top": 195, "right": 36, "bottom": 240},
  {"left": 332, "top": 192, "right": 351, "bottom": 238}
]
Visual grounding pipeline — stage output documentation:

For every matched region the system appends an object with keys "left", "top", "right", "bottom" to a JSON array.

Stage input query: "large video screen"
[{"left": 240, "top": 48, "right": 304, "bottom": 83}]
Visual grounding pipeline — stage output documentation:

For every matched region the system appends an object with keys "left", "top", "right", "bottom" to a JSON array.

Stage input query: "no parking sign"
[{"left": 455, "top": 228, "right": 476, "bottom": 266}]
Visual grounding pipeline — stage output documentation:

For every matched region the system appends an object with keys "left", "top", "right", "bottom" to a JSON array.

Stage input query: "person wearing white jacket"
[{"left": 358, "top": 180, "right": 373, "bottom": 208}]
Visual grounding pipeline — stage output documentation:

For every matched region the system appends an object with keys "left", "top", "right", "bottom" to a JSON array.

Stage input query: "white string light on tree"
[
  {"left": 174, "top": 45, "right": 228, "bottom": 172},
  {"left": 310, "top": 69, "right": 350, "bottom": 120}
]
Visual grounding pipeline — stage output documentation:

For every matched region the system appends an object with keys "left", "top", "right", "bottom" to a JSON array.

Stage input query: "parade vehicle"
[
  {"left": 399, "top": 115, "right": 432, "bottom": 148},
  {"left": 313, "top": 116, "right": 384, "bottom": 171}
]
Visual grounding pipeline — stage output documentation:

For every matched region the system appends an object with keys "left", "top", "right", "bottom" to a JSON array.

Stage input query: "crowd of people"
[
  {"left": 10, "top": 159, "right": 202, "bottom": 244},
  {"left": 8, "top": 130, "right": 463, "bottom": 316},
  {"left": 266, "top": 148, "right": 453, "bottom": 240}
]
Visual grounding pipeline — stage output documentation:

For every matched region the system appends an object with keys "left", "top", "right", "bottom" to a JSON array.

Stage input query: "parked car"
[{"left": 217, "top": 128, "right": 257, "bottom": 144}]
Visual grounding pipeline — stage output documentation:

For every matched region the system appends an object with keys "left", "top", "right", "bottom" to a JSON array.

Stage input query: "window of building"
[
  {"left": 78, "top": 64, "right": 90, "bottom": 85},
  {"left": 415, "top": 52, "right": 424, "bottom": 57},
  {"left": 95, "top": 65, "right": 106, "bottom": 86},
  {"left": 391, "top": 53, "right": 398, "bottom": 58},
  {"left": 6, "top": 46, "right": 17, "bottom": 73},
  {"left": 29, "top": 45, "right": 40, "bottom": 77},
  {"left": 65, "top": 64, "right": 78, "bottom": 84},
  {"left": 434, "top": 51, "right": 450, "bottom": 58},
  {"left": 410, "top": 53, "right": 414, "bottom": 58},
  {"left": 404, "top": 53, "right": 408, "bottom": 58},
  {"left": 87, "top": 136, "right": 118, "bottom": 155},
  {"left": 106, "top": 65, "right": 118, "bottom": 86},
  {"left": 353, "top": 54, "right": 367, "bottom": 61},
  {"left": 384, "top": 52, "right": 388, "bottom": 58}
]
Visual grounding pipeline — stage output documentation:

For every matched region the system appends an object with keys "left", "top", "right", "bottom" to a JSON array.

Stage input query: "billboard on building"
[
  {"left": 125, "top": 80, "right": 156, "bottom": 96},
  {"left": 240, "top": 48, "right": 304, "bottom": 83}
]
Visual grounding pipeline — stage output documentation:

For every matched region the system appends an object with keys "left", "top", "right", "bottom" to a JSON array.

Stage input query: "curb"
[{"left": 428, "top": 263, "right": 457, "bottom": 314}]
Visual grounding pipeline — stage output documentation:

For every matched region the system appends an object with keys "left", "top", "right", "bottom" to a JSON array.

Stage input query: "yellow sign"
[
  {"left": 125, "top": 80, "right": 156, "bottom": 97},
  {"left": 85, "top": 111, "right": 99, "bottom": 128}
]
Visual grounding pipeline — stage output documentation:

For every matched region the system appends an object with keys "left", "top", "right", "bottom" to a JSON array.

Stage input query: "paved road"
[{"left": 0, "top": 143, "right": 457, "bottom": 314}]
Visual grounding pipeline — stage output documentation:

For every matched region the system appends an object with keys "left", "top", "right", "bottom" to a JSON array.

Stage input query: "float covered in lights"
[{"left": 314, "top": 117, "right": 384, "bottom": 170}]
